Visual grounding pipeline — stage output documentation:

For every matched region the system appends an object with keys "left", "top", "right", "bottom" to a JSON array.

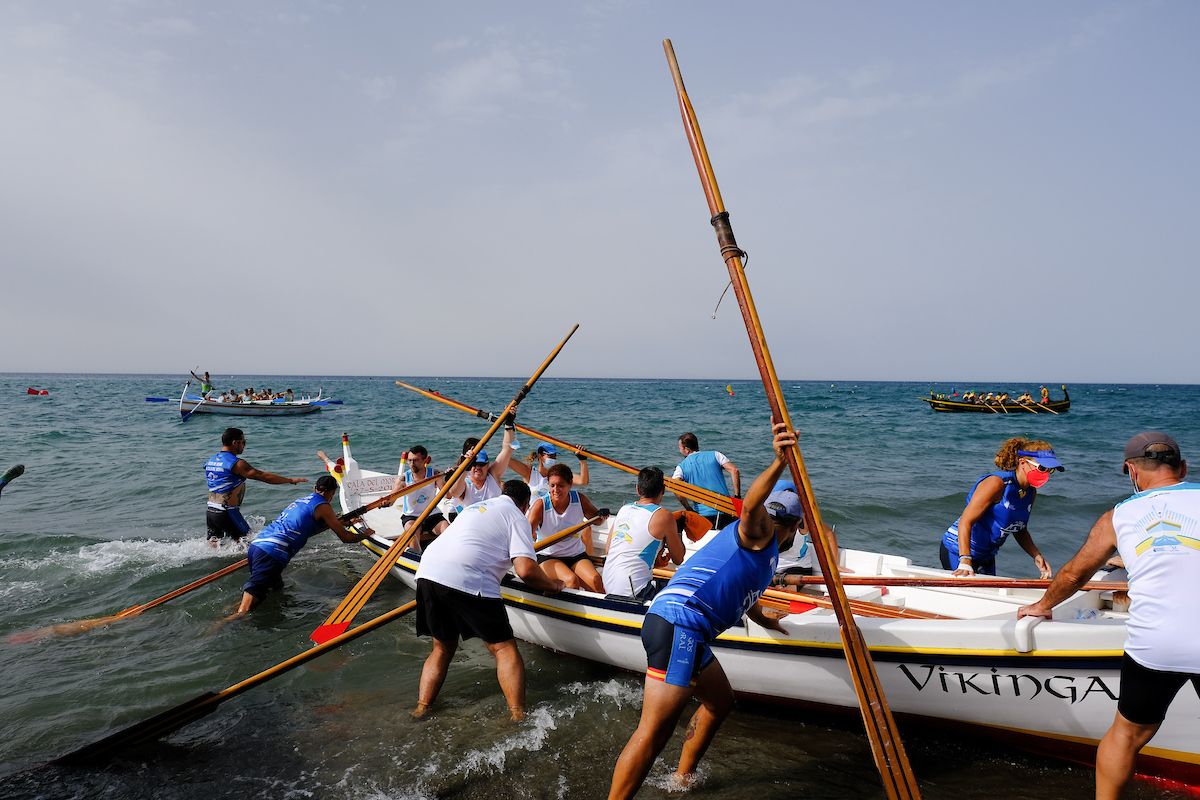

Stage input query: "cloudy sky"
[{"left": 1, "top": 2, "right": 1196, "bottom": 382}]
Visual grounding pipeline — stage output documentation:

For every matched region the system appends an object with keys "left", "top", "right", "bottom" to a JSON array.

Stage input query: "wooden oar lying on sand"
[
  {"left": 5, "top": 471, "right": 445, "bottom": 645},
  {"left": 54, "top": 510, "right": 601, "bottom": 765},
  {"left": 393, "top": 381, "right": 739, "bottom": 516},
  {"left": 310, "top": 325, "right": 579, "bottom": 645}
]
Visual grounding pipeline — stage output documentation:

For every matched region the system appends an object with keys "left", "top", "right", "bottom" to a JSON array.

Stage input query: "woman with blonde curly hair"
[{"left": 940, "top": 437, "right": 1065, "bottom": 577}]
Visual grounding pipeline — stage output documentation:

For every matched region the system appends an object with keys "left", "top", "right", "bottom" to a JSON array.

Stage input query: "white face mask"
[{"left": 542, "top": 457, "right": 557, "bottom": 467}]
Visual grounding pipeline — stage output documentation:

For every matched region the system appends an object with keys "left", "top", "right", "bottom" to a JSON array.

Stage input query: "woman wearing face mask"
[
  {"left": 508, "top": 443, "right": 589, "bottom": 496},
  {"left": 940, "top": 438, "right": 1065, "bottom": 578}
]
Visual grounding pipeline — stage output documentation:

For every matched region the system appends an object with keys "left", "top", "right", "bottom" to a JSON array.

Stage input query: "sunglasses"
[{"left": 1022, "top": 459, "right": 1052, "bottom": 474}]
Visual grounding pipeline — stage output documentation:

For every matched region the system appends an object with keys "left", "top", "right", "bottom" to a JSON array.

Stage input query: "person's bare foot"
[
  {"left": 509, "top": 705, "right": 526, "bottom": 722},
  {"left": 669, "top": 772, "right": 697, "bottom": 792},
  {"left": 411, "top": 702, "right": 430, "bottom": 719}
]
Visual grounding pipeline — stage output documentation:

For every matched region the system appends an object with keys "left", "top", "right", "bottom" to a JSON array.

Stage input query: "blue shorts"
[
  {"left": 642, "top": 612, "right": 714, "bottom": 687},
  {"left": 243, "top": 544, "right": 287, "bottom": 598}
]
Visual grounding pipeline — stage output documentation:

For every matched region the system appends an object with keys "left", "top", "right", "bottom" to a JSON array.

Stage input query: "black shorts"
[
  {"left": 402, "top": 513, "right": 447, "bottom": 535},
  {"left": 938, "top": 542, "right": 996, "bottom": 575},
  {"left": 1117, "top": 653, "right": 1200, "bottom": 725},
  {"left": 207, "top": 506, "right": 250, "bottom": 541},
  {"left": 537, "top": 551, "right": 590, "bottom": 567},
  {"left": 642, "top": 612, "right": 715, "bottom": 687},
  {"left": 415, "top": 578, "right": 514, "bottom": 645}
]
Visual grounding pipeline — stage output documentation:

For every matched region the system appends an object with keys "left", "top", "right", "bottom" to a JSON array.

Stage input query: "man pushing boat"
[
  {"left": 204, "top": 427, "right": 308, "bottom": 548},
  {"left": 1019, "top": 432, "right": 1199, "bottom": 800},
  {"left": 609, "top": 422, "right": 802, "bottom": 798}
]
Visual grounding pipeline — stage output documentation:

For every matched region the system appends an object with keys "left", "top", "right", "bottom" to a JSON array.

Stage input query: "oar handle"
[{"left": 533, "top": 515, "right": 602, "bottom": 553}]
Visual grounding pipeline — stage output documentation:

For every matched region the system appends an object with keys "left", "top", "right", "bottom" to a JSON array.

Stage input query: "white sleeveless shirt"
[
  {"left": 461, "top": 473, "right": 501, "bottom": 508},
  {"left": 1113, "top": 482, "right": 1200, "bottom": 673},
  {"left": 603, "top": 502, "right": 663, "bottom": 598},
  {"left": 401, "top": 465, "right": 438, "bottom": 516},
  {"left": 537, "top": 490, "right": 586, "bottom": 558}
]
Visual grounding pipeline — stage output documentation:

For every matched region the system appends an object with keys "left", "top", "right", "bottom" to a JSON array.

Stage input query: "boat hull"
[
  {"left": 177, "top": 397, "right": 323, "bottom": 416},
  {"left": 923, "top": 398, "right": 1070, "bottom": 414}
]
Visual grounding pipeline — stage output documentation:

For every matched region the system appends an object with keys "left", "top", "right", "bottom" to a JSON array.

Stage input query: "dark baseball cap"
[{"left": 1122, "top": 432, "right": 1182, "bottom": 474}]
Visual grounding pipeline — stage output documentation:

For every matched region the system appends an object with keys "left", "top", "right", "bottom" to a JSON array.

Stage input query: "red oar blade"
[{"left": 310, "top": 621, "right": 350, "bottom": 645}]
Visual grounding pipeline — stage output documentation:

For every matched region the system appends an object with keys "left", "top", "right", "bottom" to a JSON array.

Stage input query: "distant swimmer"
[
  {"left": 940, "top": 437, "right": 1064, "bottom": 577},
  {"left": 672, "top": 432, "right": 741, "bottom": 529},
  {"left": 204, "top": 427, "right": 308, "bottom": 548},
  {"left": 228, "top": 475, "right": 373, "bottom": 618}
]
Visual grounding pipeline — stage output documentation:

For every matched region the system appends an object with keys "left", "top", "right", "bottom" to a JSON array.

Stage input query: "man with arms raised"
[
  {"left": 604, "top": 467, "right": 685, "bottom": 599},
  {"left": 672, "top": 432, "right": 741, "bottom": 529},
  {"left": 392, "top": 445, "right": 447, "bottom": 549},
  {"left": 413, "top": 479, "right": 564, "bottom": 721},
  {"left": 1019, "top": 432, "right": 1199, "bottom": 800},
  {"left": 204, "top": 427, "right": 307, "bottom": 548},
  {"left": 610, "top": 423, "right": 802, "bottom": 799}
]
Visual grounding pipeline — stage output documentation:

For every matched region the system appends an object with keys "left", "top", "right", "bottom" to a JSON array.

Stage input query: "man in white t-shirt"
[
  {"left": 413, "top": 479, "right": 564, "bottom": 721},
  {"left": 1019, "top": 432, "right": 1199, "bottom": 800}
]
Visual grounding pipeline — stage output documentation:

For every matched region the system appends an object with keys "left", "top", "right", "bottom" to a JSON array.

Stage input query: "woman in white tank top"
[{"left": 527, "top": 463, "right": 607, "bottom": 592}]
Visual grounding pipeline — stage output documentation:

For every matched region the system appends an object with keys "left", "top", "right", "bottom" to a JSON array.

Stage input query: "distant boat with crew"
[{"left": 923, "top": 385, "right": 1070, "bottom": 414}]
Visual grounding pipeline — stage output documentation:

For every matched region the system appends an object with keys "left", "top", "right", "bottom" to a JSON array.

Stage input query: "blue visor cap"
[
  {"left": 473, "top": 451, "right": 490, "bottom": 465},
  {"left": 772, "top": 479, "right": 797, "bottom": 493},
  {"left": 537, "top": 443, "right": 557, "bottom": 456},
  {"left": 764, "top": 490, "right": 804, "bottom": 520},
  {"left": 1018, "top": 449, "right": 1065, "bottom": 472}
]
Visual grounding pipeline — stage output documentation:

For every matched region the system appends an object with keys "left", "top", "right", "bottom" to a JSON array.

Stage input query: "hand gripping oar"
[
  {"left": 54, "top": 510, "right": 600, "bottom": 764},
  {"left": 393, "top": 381, "right": 739, "bottom": 516},
  {"left": 663, "top": 40, "right": 919, "bottom": 799},
  {"left": 311, "top": 325, "right": 579, "bottom": 644},
  {"left": 0, "top": 464, "right": 24, "bottom": 501},
  {"left": 5, "top": 473, "right": 445, "bottom": 645}
]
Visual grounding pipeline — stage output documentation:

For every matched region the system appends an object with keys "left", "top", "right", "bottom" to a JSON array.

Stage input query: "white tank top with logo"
[
  {"left": 461, "top": 473, "right": 501, "bottom": 508},
  {"left": 401, "top": 465, "right": 438, "bottom": 517},
  {"left": 538, "top": 490, "right": 586, "bottom": 558},
  {"left": 603, "top": 502, "right": 662, "bottom": 598},
  {"left": 1112, "top": 482, "right": 1200, "bottom": 673}
]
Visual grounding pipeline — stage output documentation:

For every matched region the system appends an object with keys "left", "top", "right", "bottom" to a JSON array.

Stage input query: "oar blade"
[
  {"left": 53, "top": 692, "right": 220, "bottom": 765},
  {"left": 144, "top": 397, "right": 171, "bottom": 403},
  {"left": 310, "top": 621, "right": 350, "bottom": 645}
]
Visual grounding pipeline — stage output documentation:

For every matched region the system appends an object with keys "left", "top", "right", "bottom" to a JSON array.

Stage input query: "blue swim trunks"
[
  {"left": 642, "top": 612, "right": 714, "bottom": 687},
  {"left": 243, "top": 544, "right": 287, "bottom": 598}
]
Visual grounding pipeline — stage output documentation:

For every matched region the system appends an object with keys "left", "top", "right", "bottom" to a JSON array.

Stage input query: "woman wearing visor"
[{"left": 940, "top": 437, "right": 1065, "bottom": 577}]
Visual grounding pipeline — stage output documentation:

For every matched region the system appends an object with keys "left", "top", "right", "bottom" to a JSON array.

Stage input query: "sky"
[{"left": 1, "top": 1, "right": 1197, "bottom": 382}]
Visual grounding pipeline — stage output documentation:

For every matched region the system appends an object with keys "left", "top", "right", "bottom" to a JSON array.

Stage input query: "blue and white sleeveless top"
[
  {"left": 1113, "top": 482, "right": 1200, "bottom": 673},
  {"left": 942, "top": 470, "right": 1036, "bottom": 562},
  {"left": 401, "top": 465, "right": 438, "bottom": 516},
  {"left": 603, "top": 502, "right": 663, "bottom": 597},
  {"left": 204, "top": 451, "right": 245, "bottom": 503},
  {"left": 249, "top": 492, "right": 329, "bottom": 563},
  {"left": 538, "top": 490, "right": 586, "bottom": 558},
  {"left": 528, "top": 459, "right": 551, "bottom": 496},
  {"left": 650, "top": 521, "right": 778, "bottom": 638},
  {"left": 676, "top": 451, "right": 729, "bottom": 517}
]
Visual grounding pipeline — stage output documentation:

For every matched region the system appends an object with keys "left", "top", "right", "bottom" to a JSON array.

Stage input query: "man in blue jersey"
[
  {"left": 672, "top": 432, "right": 741, "bottom": 529},
  {"left": 204, "top": 427, "right": 308, "bottom": 548},
  {"left": 230, "top": 475, "right": 374, "bottom": 617},
  {"left": 1019, "top": 432, "right": 1198, "bottom": 800},
  {"left": 610, "top": 423, "right": 802, "bottom": 799}
]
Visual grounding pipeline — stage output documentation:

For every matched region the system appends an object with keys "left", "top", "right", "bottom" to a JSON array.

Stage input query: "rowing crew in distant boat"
[{"left": 923, "top": 385, "right": 1071, "bottom": 414}]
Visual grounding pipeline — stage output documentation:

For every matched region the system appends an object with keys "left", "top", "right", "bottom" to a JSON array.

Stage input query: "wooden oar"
[
  {"left": 794, "top": 575, "right": 1127, "bottom": 592},
  {"left": 534, "top": 515, "right": 602, "bottom": 553},
  {"left": 663, "top": 40, "right": 919, "bottom": 799},
  {"left": 5, "top": 474, "right": 444, "bottom": 645},
  {"left": 1019, "top": 401, "right": 1041, "bottom": 414},
  {"left": 311, "top": 325, "right": 579, "bottom": 644},
  {"left": 52, "top": 598, "right": 418, "bottom": 765},
  {"left": 756, "top": 590, "right": 954, "bottom": 621},
  {"left": 393, "top": 381, "right": 739, "bottom": 515},
  {"left": 0, "top": 464, "right": 24, "bottom": 501}
]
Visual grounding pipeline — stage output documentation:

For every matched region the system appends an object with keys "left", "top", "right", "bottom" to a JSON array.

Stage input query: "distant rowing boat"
[
  {"left": 174, "top": 382, "right": 329, "bottom": 417},
  {"left": 924, "top": 385, "right": 1071, "bottom": 414}
]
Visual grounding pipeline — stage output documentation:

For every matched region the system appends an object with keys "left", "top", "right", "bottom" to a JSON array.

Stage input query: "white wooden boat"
[
  {"left": 176, "top": 383, "right": 328, "bottom": 418},
  {"left": 335, "top": 455, "right": 1200, "bottom": 786}
]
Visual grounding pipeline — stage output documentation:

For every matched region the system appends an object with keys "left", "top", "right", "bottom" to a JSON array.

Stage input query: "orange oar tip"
[
  {"left": 731, "top": 497, "right": 744, "bottom": 515},
  {"left": 310, "top": 621, "right": 350, "bottom": 644}
]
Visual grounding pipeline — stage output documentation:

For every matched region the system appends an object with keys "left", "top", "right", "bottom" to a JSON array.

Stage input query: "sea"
[{"left": 0, "top": 373, "right": 1196, "bottom": 800}]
